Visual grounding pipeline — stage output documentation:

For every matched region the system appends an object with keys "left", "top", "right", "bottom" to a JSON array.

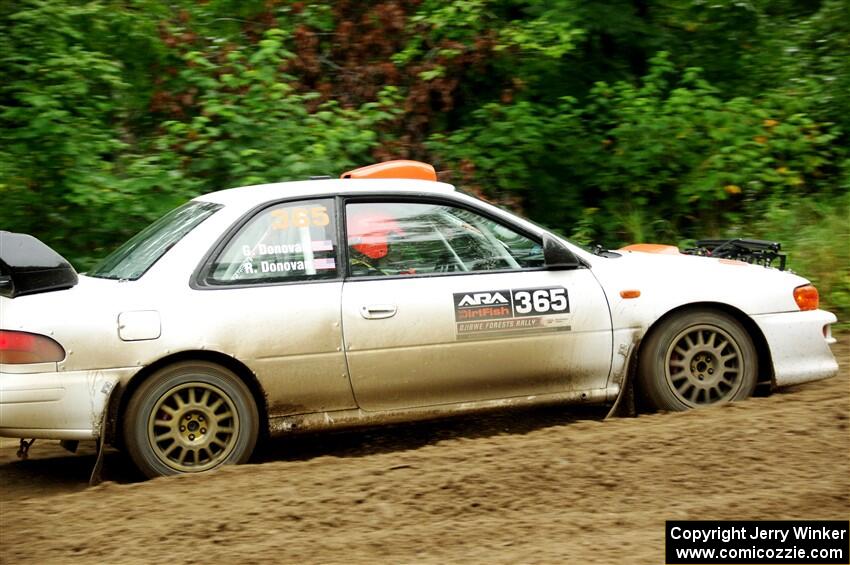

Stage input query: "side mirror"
[{"left": 543, "top": 234, "right": 581, "bottom": 270}]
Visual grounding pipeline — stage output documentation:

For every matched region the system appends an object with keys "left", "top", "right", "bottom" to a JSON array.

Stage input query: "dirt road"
[{"left": 1, "top": 339, "right": 847, "bottom": 564}]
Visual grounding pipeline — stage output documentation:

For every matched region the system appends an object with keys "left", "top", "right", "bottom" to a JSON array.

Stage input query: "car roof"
[{"left": 194, "top": 178, "right": 456, "bottom": 209}]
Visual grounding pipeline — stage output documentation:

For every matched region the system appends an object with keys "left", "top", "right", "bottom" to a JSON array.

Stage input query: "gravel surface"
[{"left": 1, "top": 338, "right": 847, "bottom": 564}]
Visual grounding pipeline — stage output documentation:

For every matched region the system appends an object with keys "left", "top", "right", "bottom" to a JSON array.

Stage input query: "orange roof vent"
[{"left": 341, "top": 160, "right": 437, "bottom": 182}]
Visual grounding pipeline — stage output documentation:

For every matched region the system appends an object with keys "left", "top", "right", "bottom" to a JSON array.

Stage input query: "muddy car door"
[
  {"left": 340, "top": 198, "right": 613, "bottom": 411},
  {"left": 190, "top": 197, "right": 357, "bottom": 417}
]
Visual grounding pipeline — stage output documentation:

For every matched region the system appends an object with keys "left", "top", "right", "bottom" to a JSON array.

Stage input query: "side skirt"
[{"left": 267, "top": 386, "right": 618, "bottom": 437}]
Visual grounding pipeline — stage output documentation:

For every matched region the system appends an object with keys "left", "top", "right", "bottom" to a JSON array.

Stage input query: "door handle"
[{"left": 360, "top": 304, "right": 397, "bottom": 320}]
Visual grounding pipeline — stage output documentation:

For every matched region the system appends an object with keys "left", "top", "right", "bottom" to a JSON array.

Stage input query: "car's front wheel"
[
  {"left": 637, "top": 309, "right": 758, "bottom": 411},
  {"left": 123, "top": 361, "right": 259, "bottom": 478}
]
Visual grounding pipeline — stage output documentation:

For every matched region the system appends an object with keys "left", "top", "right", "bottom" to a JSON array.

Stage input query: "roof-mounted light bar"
[{"left": 341, "top": 160, "right": 437, "bottom": 182}]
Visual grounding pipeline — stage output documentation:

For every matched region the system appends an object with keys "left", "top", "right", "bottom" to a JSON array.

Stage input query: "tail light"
[
  {"left": 793, "top": 284, "right": 819, "bottom": 311},
  {"left": 0, "top": 330, "right": 65, "bottom": 364}
]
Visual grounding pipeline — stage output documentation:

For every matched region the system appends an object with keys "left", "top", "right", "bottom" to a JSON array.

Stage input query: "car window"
[
  {"left": 345, "top": 201, "right": 543, "bottom": 277},
  {"left": 208, "top": 199, "right": 338, "bottom": 284},
  {"left": 89, "top": 201, "right": 221, "bottom": 281}
]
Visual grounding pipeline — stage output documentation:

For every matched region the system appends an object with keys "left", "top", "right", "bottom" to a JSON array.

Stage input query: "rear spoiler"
[
  {"left": 0, "top": 231, "right": 78, "bottom": 298},
  {"left": 682, "top": 239, "right": 786, "bottom": 270}
]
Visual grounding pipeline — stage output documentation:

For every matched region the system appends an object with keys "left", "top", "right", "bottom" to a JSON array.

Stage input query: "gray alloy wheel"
[
  {"left": 123, "top": 361, "right": 259, "bottom": 478},
  {"left": 637, "top": 308, "right": 758, "bottom": 411}
]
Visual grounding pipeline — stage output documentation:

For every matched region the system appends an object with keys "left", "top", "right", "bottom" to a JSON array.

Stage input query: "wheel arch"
[
  {"left": 635, "top": 301, "right": 775, "bottom": 390},
  {"left": 106, "top": 350, "right": 269, "bottom": 446}
]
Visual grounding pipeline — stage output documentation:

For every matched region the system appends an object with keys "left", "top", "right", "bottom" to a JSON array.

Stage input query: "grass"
[{"left": 731, "top": 193, "right": 850, "bottom": 331}]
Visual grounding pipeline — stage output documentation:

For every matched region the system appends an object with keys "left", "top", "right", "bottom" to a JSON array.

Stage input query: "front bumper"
[
  {"left": 752, "top": 309, "right": 839, "bottom": 387},
  {"left": 0, "top": 367, "right": 135, "bottom": 440}
]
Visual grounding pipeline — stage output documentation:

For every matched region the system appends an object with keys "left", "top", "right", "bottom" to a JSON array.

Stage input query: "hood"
[{"left": 592, "top": 247, "right": 809, "bottom": 315}]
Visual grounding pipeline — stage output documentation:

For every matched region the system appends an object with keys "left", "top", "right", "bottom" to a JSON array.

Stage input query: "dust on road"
[{"left": 1, "top": 339, "right": 847, "bottom": 564}]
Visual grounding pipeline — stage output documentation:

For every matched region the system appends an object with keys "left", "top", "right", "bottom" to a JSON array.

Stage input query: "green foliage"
[
  {"left": 432, "top": 52, "right": 843, "bottom": 240},
  {"left": 0, "top": 2, "right": 397, "bottom": 267},
  {"left": 157, "top": 29, "right": 399, "bottom": 189},
  {"left": 0, "top": 0, "right": 848, "bottom": 320},
  {"left": 739, "top": 193, "right": 850, "bottom": 324}
]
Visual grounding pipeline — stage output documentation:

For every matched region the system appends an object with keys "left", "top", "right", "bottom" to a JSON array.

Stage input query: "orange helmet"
[{"left": 347, "top": 210, "right": 405, "bottom": 260}]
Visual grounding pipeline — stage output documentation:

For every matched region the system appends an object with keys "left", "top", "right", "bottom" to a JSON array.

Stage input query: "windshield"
[{"left": 88, "top": 201, "right": 221, "bottom": 280}]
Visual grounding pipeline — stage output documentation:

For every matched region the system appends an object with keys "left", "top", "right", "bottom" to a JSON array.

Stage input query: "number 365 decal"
[
  {"left": 453, "top": 286, "right": 570, "bottom": 339},
  {"left": 453, "top": 286, "right": 569, "bottom": 321},
  {"left": 513, "top": 287, "right": 569, "bottom": 316}
]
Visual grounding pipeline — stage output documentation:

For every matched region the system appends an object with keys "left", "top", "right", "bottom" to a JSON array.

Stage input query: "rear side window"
[
  {"left": 89, "top": 201, "right": 221, "bottom": 281},
  {"left": 208, "top": 198, "right": 338, "bottom": 284}
]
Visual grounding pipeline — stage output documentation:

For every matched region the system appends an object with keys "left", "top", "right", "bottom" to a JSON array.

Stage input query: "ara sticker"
[{"left": 453, "top": 286, "right": 570, "bottom": 339}]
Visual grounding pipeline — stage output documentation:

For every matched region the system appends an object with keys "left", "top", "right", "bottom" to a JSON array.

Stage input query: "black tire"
[
  {"left": 637, "top": 308, "right": 757, "bottom": 411},
  {"left": 123, "top": 361, "right": 259, "bottom": 478}
]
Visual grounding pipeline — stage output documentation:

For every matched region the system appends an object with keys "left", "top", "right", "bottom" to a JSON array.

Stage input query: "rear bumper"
[
  {"left": 0, "top": 367, "right": 134, "bottom": 440},
  {"left": 752, "top": 309, "right": 840, "bottom": 387}
]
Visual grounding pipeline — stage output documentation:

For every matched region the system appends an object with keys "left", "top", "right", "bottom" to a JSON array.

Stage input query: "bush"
[{"left": 0, "top": 0, "right": 847, "bottom": 317}]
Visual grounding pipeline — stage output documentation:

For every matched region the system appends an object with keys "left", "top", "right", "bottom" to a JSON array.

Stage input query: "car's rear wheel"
[
  {"left": 123, "top": 361, "right": 259, "bottom": 478},
  {"left": 637, "top": 309, "right": 757, "bottom": 411}
]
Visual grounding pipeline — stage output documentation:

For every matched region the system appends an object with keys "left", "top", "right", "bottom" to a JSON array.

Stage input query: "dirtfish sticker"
[{"left": 453, "top": 286, "right": 571, "bottom": 339}]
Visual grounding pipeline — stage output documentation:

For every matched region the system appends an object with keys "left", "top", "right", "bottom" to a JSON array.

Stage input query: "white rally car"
[{"left": 0, "top": 161, "right": 839, "bottom": 478}]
